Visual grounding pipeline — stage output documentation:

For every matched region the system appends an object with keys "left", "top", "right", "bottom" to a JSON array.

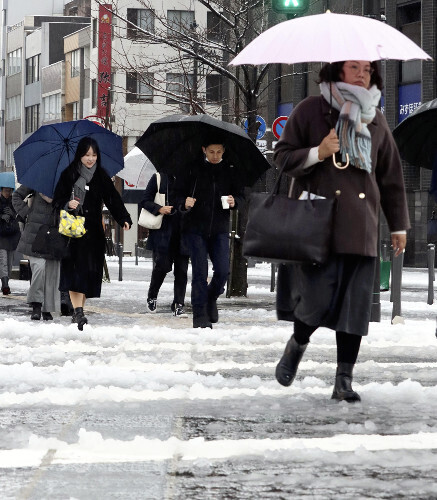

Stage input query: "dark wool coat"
[
  {"left": 175, "top": 158, "right": 245, "bottom": 238},
  {"left": 0, "top": 194, "right": 20, "bottom": 251},
  {"left": 274, "top": 95, "right": 410, "bottom": 258},
  {"left": 53, "top": 164, "right": 132, "bottom": 298},
  {"left": 12, "top": 187, "right": 55, "bottom": 257},
  {"left": 140, "top": 173, "right": 188, "bottom": 255}
]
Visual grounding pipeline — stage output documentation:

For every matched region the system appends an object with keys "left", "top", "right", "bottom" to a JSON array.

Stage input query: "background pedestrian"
[
  {"left": 140, "top": 172, "right": 189, "bottom": 317},
  {"left": 0, "top": 186, "right": 20, "bottom": 295},
  {"left": 53, "top": 137, "right": 132, "bottom": 330}
]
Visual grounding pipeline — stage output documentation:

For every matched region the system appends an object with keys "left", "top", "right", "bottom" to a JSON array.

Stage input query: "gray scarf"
[
  {"left": 73, "top": 163, "right": 96, "bottom": 207},
  {"left": 320, "top": 81, "right": 381, "bottom": 173}
]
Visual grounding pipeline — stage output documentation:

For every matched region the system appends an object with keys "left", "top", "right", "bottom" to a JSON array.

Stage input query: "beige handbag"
[{"left": 138, "top": 173, "right": 166, "bottom": 230}]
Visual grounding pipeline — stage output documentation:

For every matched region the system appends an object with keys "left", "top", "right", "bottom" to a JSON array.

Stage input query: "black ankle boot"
[
  {"left": 1, "top": 276, "right": 10, "bottom": 295},
  {"left": 42, "top": 312, "right": 53, "bottom": 321},
  {"left": 207, "top": 295, "right": 218, "bottom": 323},
  {"left": 331, "top": 362, "right": 361, "bottom": 403},
  {"left": 193, "top": 306, "right": 212, "bottom": 329},
  {"left": 30, "top": 302, "right": 42, "bottom": 320},
  {"left": 275, "top": 335, "right": 308, "bottom": 387},
  {"left": 74, "top": 307, "right": 88, "bottom": 331}
]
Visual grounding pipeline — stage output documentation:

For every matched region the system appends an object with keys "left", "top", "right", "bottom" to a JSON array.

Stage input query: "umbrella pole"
[{"left": 226, "top": 210, "right": 238, "bottom": 298}]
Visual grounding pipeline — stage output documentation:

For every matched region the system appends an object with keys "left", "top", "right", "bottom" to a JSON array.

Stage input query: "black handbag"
[
  {"left": 32, "top": 212, "right": 70, "bottom": 260},
  {"left": 243, "top": 166, "right": 336, "bottom": 265}
]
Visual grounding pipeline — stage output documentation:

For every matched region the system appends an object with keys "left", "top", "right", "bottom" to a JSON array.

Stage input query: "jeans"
[
  {"left": 186, "top": 232, "right": 230, "bottom": 308},
  {"left": 148, "top": 250, "right": 189, "bottom": 306}
]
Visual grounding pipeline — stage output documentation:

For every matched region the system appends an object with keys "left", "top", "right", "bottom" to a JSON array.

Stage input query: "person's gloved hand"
[
  {"left": 1, "top": 213, "right": 11, "bottom": 222},
  {"left": 3, "top": 207, "right": 13, "bottom": 216}
]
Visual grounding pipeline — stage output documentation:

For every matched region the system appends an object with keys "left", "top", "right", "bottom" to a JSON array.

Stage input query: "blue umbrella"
[
  {"left": 0, "top": 171, "right": 15, "bottom": 189},
  {"left": 14, "top": 120, "right": 123, "bottom": 197}
]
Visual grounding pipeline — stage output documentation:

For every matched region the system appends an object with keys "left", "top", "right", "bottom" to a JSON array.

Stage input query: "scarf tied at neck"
[{"left": 320, "top": 81, "right": 381, "bottom": 173}]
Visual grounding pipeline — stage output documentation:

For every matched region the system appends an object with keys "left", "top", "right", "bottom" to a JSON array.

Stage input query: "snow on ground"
[{"left": 1, "top": 260, "right": 437, "bottom": 498}]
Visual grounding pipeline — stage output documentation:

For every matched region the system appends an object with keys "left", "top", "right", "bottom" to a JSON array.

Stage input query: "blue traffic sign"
[{"left": 243, "top": 115, "right": 266, "bottom": 140}]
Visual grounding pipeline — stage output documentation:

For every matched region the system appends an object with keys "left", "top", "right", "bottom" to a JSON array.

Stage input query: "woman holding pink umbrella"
[{"left": 273, "top": 61, "right": 410, "bottom": 402}]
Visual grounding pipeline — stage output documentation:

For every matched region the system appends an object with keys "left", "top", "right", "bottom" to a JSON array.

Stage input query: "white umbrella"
[
  {"left": 117, "top": 147, "right": 156, "bottom": 190},
  {"left": 230, "top": 11, "right": 431, "bottom": 66}
]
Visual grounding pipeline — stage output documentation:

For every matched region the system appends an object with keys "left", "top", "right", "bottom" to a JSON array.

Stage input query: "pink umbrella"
[{"left": 230, "top": 11, "right": 431, "bottom": 66}]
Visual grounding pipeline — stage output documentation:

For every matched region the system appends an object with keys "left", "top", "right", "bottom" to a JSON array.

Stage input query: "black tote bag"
[
  {"left": 32, "top": 212, "right": 70, "bottom": 260},
  {"left": 243, "top": 166, "right": 336, "bottom": 265}
]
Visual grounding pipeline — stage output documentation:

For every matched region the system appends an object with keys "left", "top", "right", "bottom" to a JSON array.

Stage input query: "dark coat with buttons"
[
  {"left": 53, "top": 163, "right": 132, "bottom": 298},
  {"left": 273, "top": 95, "right": 410, "bottom": 257}
]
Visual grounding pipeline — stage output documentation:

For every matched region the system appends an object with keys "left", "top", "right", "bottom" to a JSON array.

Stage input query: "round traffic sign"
[
  {"left": 243, "top": 116, "right": 267, "bottom": 140},
  {"left": 272, "top": 116, "right": 288, "bottom": 140}
]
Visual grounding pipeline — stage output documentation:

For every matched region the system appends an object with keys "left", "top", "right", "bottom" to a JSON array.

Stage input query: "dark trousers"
[
  {"left": 294, "top": 320, "right": 362, "bottom": 364},
  {"left": 148, "top": 250, "right": 189, "bottom": 306},
  {"left": 186, "top": 232, "right": 230, "bottom": 308}
]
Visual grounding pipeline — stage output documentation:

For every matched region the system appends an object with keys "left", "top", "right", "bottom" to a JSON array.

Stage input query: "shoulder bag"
[
  {"left": 138, "top": 173, "right": 166, "bottom": 230},
  {"left": 243, "top": 163, "right": 336, "bottom": 265},
  {"left": 32, "top": 211, "right": 70, "bottom": 260}
]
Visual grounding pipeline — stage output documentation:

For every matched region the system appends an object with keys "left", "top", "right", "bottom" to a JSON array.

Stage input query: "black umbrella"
[
  {"left": 392, "top": 98, "right": 437, "bottom": 170},
  {"left": 135, "top": 114, "right": 271, "bottom": 187}
]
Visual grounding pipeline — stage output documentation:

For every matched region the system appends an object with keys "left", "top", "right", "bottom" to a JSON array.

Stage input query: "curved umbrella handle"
[{"left": 333, "top": 153, "right": 349, "bottom": 169}]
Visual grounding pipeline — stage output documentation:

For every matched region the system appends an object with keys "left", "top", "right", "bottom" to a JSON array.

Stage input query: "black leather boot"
[
  {"left": 30, "top": 302, "right": 42, "bottom": 320},
  {"left": 193, "top": 306, "right": 212, "bottom": 329},
  {"left": 275, "top": 335, "right": 308, "bottom": 387},
  {"left": 74, "top": 307, "right": 88, "bottom": 331},
  {"left": 331, "top": 362, "right": 361, "bottom": 402},
  {"left": 42, "top": 312, "right": 53, "bottom": 321},
  {"left": 1, "top": 276, "right": 10, "bottom": 295},
  {"left": 207, "top": 295, "right": 218, "bottom": 323}
]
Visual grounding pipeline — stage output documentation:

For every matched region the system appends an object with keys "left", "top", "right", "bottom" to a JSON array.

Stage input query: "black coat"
[
  {"left": 175, "top": 158, "right": 245, "bottom": 237},
  {"left": 53, "top": 164, "right": 132, "bottom": 298},
  {"left": 139, "top": 173, "right": 188, "bottom": 255},
  {"left": 0, "top": 194, "right": 20, "bottom": 251}
]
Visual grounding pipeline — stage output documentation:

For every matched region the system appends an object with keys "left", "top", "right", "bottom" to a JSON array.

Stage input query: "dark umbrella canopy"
[
  {"left": 14, "top": 120, "right": 123, "bottom": 197},
  {"left": 392, "top": 99, "right": 437, "bottom": 170},
  {"left": 135, "top": 114, "right": 271, "bottom": 187}
]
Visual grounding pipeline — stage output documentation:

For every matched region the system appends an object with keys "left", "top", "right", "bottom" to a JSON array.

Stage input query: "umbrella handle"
[{"left": 332, "top": 153, "right": 349, "bottom": 169}]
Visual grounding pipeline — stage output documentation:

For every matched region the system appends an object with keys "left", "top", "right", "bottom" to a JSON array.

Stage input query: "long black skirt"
[{"left": 276, "top": 254, "right": 377, "bottom": 336}]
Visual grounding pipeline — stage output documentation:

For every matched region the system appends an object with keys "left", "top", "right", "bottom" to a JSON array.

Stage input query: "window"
[
  {"left": 126, "top": 72, "right": 153, "bottom": 103},
  {"left": 92, "top": 18, "right": 98, "bottom": 48},
  {"left": 6, "top": 142, "right": 20, "bottom": 168},
  {"left": 92, "top": 79, "right": 97, "bottom": 109},
  {"left": 166, "top": 73, "right": 195, "bottom": 108},
  {"left": 399, "top": 3, "right": 421, "bottom": 84},
  {"left": 167, "top": 10, "right": 195, "bottom": 35},
  {"left": 42, "top": 93, "right": 61, "bottom": 122},
  {"left": 72, "top": 101, "right": 79, "bottom": 120},
  {"left": 127, "top": 8, "right": 155, "bottom": 38},
  {"left": 7, "top": 48, "right": 22, "bottom": 75},
  {"left": 5, "top": 95, "right": 21, "bottom": 121},
  {"left": 207, "top": 11, "right": 222, "bottom": 42},
  {"left": 26, "top": 54, "right": 40, "bottom": 85},
  {"left": 206, "top": 74, "right": 223, "bottom": 103},
  {"left": 25, "top": 104, "right": 39, "bottom": 133},
  {"left": 71, "top": 49, "right": 80, "bottom": 78}
]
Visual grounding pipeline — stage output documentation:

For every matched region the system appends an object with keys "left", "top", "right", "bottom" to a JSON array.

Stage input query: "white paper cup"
[{"left": 221, "top": 196, "right": 230, "bottom": 209}]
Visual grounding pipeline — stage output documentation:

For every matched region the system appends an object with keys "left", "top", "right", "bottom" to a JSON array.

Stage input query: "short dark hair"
[
  {"left": 318, "top": 61, "right": 383, "bottom": 90},
  {"left": 202, "top": 135, "right": 226, "bottom": 148},
  {"left": 73, "top": 137, "right": 101, "bottom": 170}
]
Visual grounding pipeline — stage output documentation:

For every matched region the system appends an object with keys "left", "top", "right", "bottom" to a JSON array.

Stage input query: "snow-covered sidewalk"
[{"left": 0, "top": 260, "right": 437, "bottom": 499}]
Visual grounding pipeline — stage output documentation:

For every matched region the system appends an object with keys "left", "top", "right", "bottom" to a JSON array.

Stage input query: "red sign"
[
  {"left": 272, "top": 116, "right": 288, "bottom": 140},
  {"left": 97, "top": 4, "right": 112, "bottom": 121}
]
